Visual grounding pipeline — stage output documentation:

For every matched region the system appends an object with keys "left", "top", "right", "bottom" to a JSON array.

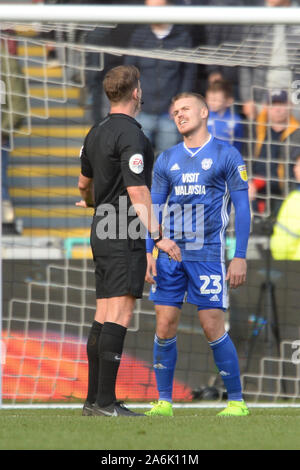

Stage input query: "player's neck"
[{"left": 183, "top": 128, "right": 211, "bottom": 149}]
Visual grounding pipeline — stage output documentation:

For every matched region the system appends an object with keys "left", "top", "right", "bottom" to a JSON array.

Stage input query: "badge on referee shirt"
[
  {"left": 129, "top": 154, "right": 144, "bottom": 174},
  {"left": 238, "top": 165, "right": 248, "bottom": 182}
]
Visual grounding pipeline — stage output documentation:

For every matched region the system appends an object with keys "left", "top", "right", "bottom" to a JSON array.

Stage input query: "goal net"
[{"left": 1, "top": 3, "right": 300, "bottom": 406}]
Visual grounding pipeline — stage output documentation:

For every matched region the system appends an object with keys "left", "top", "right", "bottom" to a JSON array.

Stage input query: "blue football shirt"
[{"left": 151, "top": 135, "right": 249, "bottom": 262}]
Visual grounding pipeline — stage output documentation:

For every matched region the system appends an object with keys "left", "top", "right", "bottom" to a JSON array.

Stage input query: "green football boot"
[
  {"left": 145, "top": 400, "right": 173, "bottom": 417},
  {"left": 217, "top": 400, "right": 250, "bottom": 417}
]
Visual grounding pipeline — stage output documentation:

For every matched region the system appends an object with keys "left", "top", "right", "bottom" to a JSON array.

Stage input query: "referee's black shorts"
[{"left": 90, "top": 235, "right": 147, "bottom": 299}]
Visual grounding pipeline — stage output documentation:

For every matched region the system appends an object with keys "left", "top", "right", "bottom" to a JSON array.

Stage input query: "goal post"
[
  {"left": 0, "top": 4, "right": 300, "bottom": 25},
  {"left": 1, "top": 3, "right": 300, "bottom": 407}
]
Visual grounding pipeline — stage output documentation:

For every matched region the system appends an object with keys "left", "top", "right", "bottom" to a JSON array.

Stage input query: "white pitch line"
[{"left": 1, "top": 402, "right": 300, "bottom": 410}]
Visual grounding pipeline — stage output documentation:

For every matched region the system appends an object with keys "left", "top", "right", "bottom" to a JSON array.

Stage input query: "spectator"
[
  {"left": 84, "top": 26, "right": 120, "bottom": 124},
  {"left": 239, "top": 0, "right": 300, "bottom": 120},
  {"left": 84, "top": 1, "right": 144, "bottom": 124},
  {"left": 204, "top": 0, "right": 253, "bottom": 102},
  {"left": 249, "top": 90, "right": 300, "bottom": 216},
  {"left": 173, "top": 1, "right": 208, "bottom": 96},
  {"left": 270, "top": 155, "right": 300, "bottom": 260},
  {"left": 1, "top": 37, "right": 26, "bottom": 235},
  {"left": 43, "top": 0, "right": 83, "bottom": 68},
  {"left": 177, "top": 1, "right": 264, "bottom": 97},
  {"left": 124, "top": 0, "right": 197, "bottom": 156},
  {"left": 206, "top": 80, "right": 244, "bottom": 152}
]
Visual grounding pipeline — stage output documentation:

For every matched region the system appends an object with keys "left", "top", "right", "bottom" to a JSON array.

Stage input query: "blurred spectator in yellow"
[{"left": 270, "top": 155, "right": 300, "bottom": 260}]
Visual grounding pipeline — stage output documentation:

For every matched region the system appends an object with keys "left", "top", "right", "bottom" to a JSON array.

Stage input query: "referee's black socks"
[
  {"left": 86, "top": 320, "right": 103, "bottom": 404},
  {"left": 96, "top": 321, "right": 127, "bottom": 408}
]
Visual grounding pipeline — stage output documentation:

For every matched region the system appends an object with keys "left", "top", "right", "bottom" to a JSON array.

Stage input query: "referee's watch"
[
  {"left": 153, "top": 235, "right": 163, "bottom": 245},
  {"left": 152, "top": 229, "right": 162, "bottom": 245}
]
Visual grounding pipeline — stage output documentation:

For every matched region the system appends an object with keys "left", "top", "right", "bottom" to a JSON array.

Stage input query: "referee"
[{"left": 76, "top": 65, "right": 181, "bottom": 417}]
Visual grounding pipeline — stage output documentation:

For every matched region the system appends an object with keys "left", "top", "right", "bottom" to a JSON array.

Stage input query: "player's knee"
[
  {"left": 156, "top": 319, "right": 178, "bottom": 339},
  {"left": 201, "top": 320, "right": 225, "bottom": 343},
  {"left": 156, "top": 330, "right": 172, "bottom": 340},
  {"left": 199, "top": 309, "right": 225, "bottom": 342}
]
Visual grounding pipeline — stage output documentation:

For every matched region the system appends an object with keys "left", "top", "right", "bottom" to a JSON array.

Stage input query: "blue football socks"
[
  {"left": 209, "top": 332, "right": 243, "bottom": 401},
  {"left": 153, "top": 334, "right": 177, "bottom": 403}
]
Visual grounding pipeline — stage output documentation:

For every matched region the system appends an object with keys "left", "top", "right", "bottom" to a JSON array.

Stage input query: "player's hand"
[
  {"left": 145, "top": 253, "right": 157, "bottom": 284},
  {"left": 226, "top": 257, "right": 247, "bottom": 289},
  {"left": 75, "top": 200, "right": 89, "bottom": 208},
  {"left": 156, "top": 239, "right": 182, "bottom": 262}
]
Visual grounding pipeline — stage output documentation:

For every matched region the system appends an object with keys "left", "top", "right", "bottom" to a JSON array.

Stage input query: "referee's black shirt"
[
  {"left": 80, "top": 113, "right": 154, "bottom": 209},
  {"left": 80, "top": 113, "right": 154, "bottom": 243}
]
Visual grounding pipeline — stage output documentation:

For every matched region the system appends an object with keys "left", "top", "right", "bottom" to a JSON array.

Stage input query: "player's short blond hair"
[{"left": 172, "top": 92, "right": 208, "bottom": 110}]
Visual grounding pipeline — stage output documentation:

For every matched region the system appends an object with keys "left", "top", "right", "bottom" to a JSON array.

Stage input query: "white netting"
[
  {"left": 1, "top": 9, "right": 300, "bottom": 404},
  {"left": 1, "top": 20, "right": 300, "bottom": 214}
]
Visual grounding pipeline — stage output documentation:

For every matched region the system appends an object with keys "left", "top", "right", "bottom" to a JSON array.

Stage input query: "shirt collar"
[{"left": 183, "top": 134, "right": 212, "bottom": 158}]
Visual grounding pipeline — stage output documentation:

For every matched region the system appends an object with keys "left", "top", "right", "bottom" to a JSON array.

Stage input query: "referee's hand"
[
  {"left": 156, "top": 239, "right": 182, "bottom": 262},
  {"left": 145, "top": 253, "right": 157, "bottom": 284},
  {"left": 75, "top": 200, "right": 89, "bottom": 208}
]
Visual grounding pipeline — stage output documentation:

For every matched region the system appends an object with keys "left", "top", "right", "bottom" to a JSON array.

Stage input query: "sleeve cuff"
[{"left": 233, "top": 250, "right": 246, "bottom": 259}]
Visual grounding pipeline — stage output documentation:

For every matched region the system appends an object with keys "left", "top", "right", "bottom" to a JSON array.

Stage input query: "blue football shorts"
[{"left": 149, "top": 253, "right": 228, "bottom": 311}]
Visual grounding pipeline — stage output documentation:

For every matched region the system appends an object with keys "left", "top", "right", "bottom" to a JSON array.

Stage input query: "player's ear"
[{"left": 201, "top": 105, "right": 209, "bottom": 120}]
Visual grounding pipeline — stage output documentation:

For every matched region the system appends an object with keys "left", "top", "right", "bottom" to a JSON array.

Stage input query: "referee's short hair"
[{"left": 103, "top": 65, "right": 140, "bottom": 104}]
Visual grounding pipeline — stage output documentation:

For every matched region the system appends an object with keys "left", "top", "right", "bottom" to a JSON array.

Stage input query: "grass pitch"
[{"left": 1, "top": 406, "right": 300, "bottom": 450}]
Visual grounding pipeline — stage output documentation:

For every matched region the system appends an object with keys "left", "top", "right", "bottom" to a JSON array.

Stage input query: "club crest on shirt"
[
  {"left": 238, "top": 164, "right": 248, "bottom": 182},
  {"left": 129, "top": 154, "right": 144, "bottom": 174},
  {"left": 201, "top": 158, "right": 213, "bottom": 171}
]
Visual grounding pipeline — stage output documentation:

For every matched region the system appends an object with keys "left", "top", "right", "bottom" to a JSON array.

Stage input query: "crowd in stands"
[{"left": 2, "top": 0, "right": 300, "bottom": 258}]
